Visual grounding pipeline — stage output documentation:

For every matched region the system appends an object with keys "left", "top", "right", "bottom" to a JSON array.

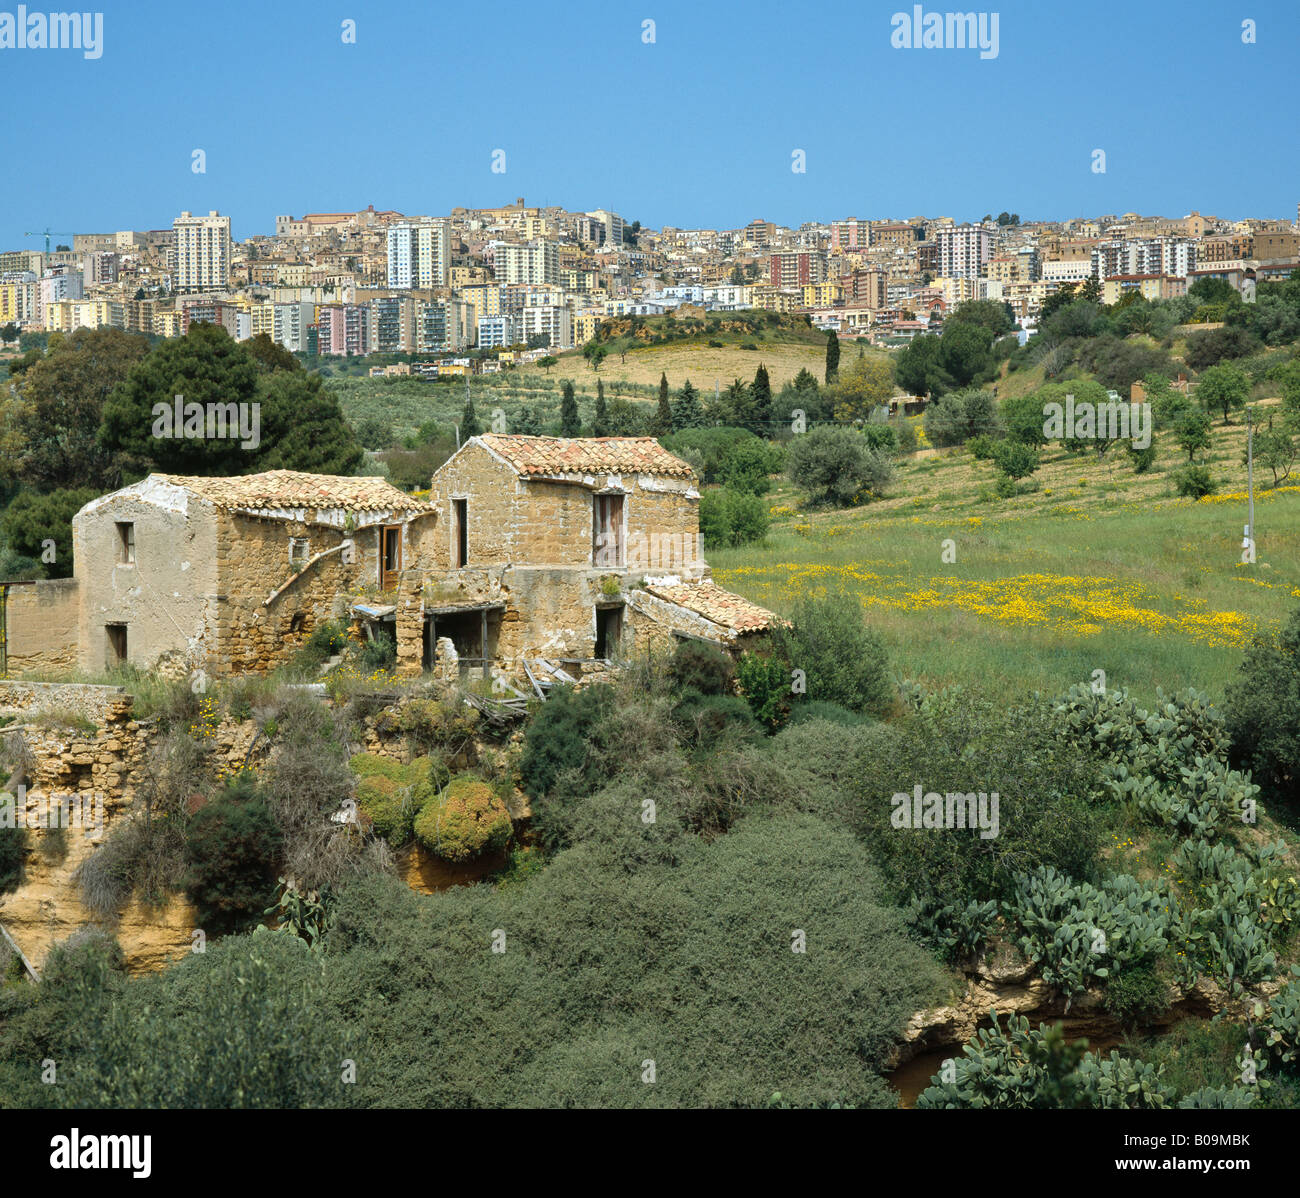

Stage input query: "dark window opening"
[
  {"left": 115, "top": 522, "right": 135, "bottom": 565},
  {"left": 452, "top": 498, "right": 468, "bottom": 568},
  {"left": 106, "top": 624, "right": 127, "bottom": 665},
  {"left": 595, "top": 604, "right": 623, "bottom": 660}
]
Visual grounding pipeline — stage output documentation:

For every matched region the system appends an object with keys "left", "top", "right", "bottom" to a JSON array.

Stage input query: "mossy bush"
[{"left": 414, "top": 775, "right": 512, "bottom": 863}]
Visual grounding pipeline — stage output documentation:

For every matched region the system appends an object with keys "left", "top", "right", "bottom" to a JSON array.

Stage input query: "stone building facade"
[{"left": 5, "top": 439, "right": 776, "bottom": 682}]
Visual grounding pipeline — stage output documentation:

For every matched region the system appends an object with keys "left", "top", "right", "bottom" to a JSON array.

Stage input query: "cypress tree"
[
  {"left": 655, "top": 372, "right": 673, "bottom": 435},
  {"left": 592, "top": 378, "right": 610, "bottom": 436},
  {"left": 560, "top": 381, "right": 581, "bottom": 436},
  {"left": 825, "top": 328, "right": 840, "bottom": 384}
]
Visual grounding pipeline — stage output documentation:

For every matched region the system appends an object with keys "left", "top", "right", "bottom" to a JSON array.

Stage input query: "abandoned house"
[{"left": 0, "top": 437, "right": 778, "bottom": 683}]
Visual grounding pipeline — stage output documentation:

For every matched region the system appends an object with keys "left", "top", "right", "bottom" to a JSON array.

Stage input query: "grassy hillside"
[{"left": 713, "top": 413, "right": 1300, "bottom": 703}]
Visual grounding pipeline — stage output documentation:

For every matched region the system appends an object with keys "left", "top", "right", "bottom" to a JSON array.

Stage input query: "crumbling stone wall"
[
  {"left": 2, "top": 579, "right": 80, "bottom": 677},
  {"left": 421, "top": 440, "right": 710, "bottom": 667}
]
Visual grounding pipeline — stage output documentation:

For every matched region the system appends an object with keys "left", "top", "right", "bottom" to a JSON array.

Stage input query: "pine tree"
[
  {"left": 672, "top": 379, "right": 706, "bottom": 429},
  {"left": 825, "top": 329, "right": 840, "bottom": 384},
  {"left": 461, "top": 399, "right": 482, "bottom": 439},
  {"left": 560, "top": 381, "right": 581, "bottom": 436},
  {"left": 592, "top": 378, "right": 610, "bottom": 436},
  {"left": 655, "top": 372, "right": 673, "bottom": 435}
]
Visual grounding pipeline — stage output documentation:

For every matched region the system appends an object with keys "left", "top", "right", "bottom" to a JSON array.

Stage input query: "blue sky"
[{"left": 1, "top": 0, "right": 1297, "bottom": 249}]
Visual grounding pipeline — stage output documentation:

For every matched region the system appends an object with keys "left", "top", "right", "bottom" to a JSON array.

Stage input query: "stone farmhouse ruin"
[{"left": 0, "top": 435, "right": 777, "bottom": 686}]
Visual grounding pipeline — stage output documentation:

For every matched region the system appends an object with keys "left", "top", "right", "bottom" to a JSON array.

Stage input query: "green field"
[{"left": 712, "top": 418, "right": 1300, "bottom": 704}]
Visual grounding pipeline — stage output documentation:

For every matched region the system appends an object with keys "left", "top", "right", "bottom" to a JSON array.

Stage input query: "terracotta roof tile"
[
  {"left": 478, "top": 434, "right": 695, "bottom": 479},
  {"left": 152, "top": 470, "right": 432, "bottom": 513},
  {"left": 643, "top": 579, "right": 779, "bottom": 634}
]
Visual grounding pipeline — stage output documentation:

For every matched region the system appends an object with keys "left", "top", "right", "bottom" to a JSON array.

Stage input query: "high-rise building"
[
  {"left": 497, "top": 239, "right": 560, "bottom": 286},
  {"left": 387, "top": 220, "right": 450, "bottom": 289},
  {"left": 935, "top": 224, "right": 992, "bottom": 280},
  {"left": 273, "top": 301, "right": 315, "bottom": 353},
  {"left": 173, "top": 210, "right": 231, "bottom": 293}
]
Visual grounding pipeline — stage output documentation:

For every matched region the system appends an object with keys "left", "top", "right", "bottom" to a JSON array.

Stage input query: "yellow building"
[
  {"left": 460, "top": 283, "right": 500, "bottom": 321},
  {"left": 154, "top": 310, "right": 184, "bottom": 338},
  {"left": 802, "top": 280, "right": 843, "bottom": 308},
  {"left": 0, "top": 282, "right": 23, "bottom": 325},
  {"left": 573, "top": 311, "right": 603, "bottom": 345}
]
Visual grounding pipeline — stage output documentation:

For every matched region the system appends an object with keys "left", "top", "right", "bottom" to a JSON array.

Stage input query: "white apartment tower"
[
  {"left": 497, "top": 239, "right": 560, "bottom": 286},
  {"left": 936, "top": 223, "right": 992, "bottom": 281},
  {"left": 387, "top": 220, "right": 450, "bottom": 289},
  {"left": 173, "top": 210, "right": 232, "bottom": 293}
]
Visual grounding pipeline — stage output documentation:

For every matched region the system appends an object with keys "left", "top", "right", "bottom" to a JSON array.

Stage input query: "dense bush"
[
  {"left": 668, "top": 639, "right": 735, "bottom": 696},
  {"left": 698, "top": 485, "right": 769, "bottom": 549},
  {"left": 519, "top": 683, "right": 616, "bottom": 802},
  {"left": 922, "top": 388, "right": 1002, "bottom": 448},
  {"left": 771, "top": 592, "right": 894, "bottom": 717},
  {"left": 413, "top": 775, "right": 512, "bottom": 863},
  {"left": 1173, "top": 464, "right": 1216, "bottom": 497},
  {"left": 1224, "top": 606, "right": 1300, "bottom": 817},
  {"left": 183, "top": 771, "right": 285, "bottom": 936},
  {"left": 785, "top": 426, "right": 894, "bottom": 506}
]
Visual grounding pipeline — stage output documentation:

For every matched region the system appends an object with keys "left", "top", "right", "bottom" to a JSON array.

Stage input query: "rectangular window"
[
  {"left": 115, "top": 522, "right": 135, "bottom": 565},
  {"left": 289, "top": 537, "right": 310, "bottom": 567},
  {"left": 380, "top": 526, "right": 402, "bottom": 591},
  {"left": 593, "top": 494, "right": 625, "bottom": 567},
  {"left": 106, "top": 624, "right": 127, "bottom": 666},
  {"left": 452, "top": 498, "right": 468, "bottom": 568}
]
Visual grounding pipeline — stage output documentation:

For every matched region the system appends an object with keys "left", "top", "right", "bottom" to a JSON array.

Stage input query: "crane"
[{"left": 23, "top": 228, "right": 77, "bottom": 254}]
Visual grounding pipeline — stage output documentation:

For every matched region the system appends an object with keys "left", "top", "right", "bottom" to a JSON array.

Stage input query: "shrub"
[
  {"left": 1173, "top": 465, "right": 1216, "bottom": 497},
  {"left": 400, "top": 697, "right": 479, "bottom": 757},
  {"left": 736, "top": 652, "right": 791, "bottom": 731},
  {"left": 967, "top": 433, "right": 998, "bottom": 460},
  {"left": 75, "top": 817, "right": 185, "bottom": 916},
  {"left": 359, "top": 628, "right": 396, "bottom": 672},
  {"left": 519, "top": 683, "right": 616, "bottom": 801},
  {"left": 414, "top": 775, "right": 512, "bottom": 863},
  {"left": 923, "top": 388, "right": 1002, "bottom": 447},
  {"left": 990, "top": 439, "right": 1039, "bottom": 481},
  {"left": 698, "top": 485, "right": 769, "bottom": 549},
  {"left": 771, "top": 592, "right": 894, "bottom": 718},
  {"left": 668, "top": 639, "right": 735, "bottom": 696},
  {"left": 1224, "top": 606, "right": 1300, "bottom": 816},
  {"left": 0, "top": 823, "right": 26, "bottom": 894},
  {"left": 786, "top": 425, "right": 894, "bottom": 506},
  {"left": 183, "top": 771, "right": 285, "bottom": 936},
  {"left": 787, "top": 700, "right": 871, "bottom": 728}
]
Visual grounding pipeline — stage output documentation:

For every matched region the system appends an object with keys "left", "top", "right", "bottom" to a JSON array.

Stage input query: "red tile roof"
[
  {"left": 153, "top": 470, "right": 432, "bottom": 513},
  {"left": 478, "top": 434, "right": 695, "bottom": 479},
  {"left": 643, "top": 579, "right": 779, "bottom": 634}
]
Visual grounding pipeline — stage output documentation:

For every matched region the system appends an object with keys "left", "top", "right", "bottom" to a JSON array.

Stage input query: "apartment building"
[
  {"left": 417, "top": 299, "right": 473, "bottom": 353},
  {"left": 769, "top": 251, "right": 825, "bottom": 289},
  {"left": 387, "top": 220, "right": 451, "bottom": 289},
  {"left": 935, "top": 224, "right": 991, "bottom": 280},
  {"left": 173, "top": 211, "right": 232, "bottom": 293},
  {"left": 497, "top": 239, "right": 560, "bottom": 286},
  {"left": 519, "top": 303, "right": 573, "bottom": 349},
  {"left": 273, "top": 301, "right": 315, "bottom": 353},
  {"left": 830, "top": 218, "right": 870, "bottom": 253},
  {"left": 371, "top": 295, "right": 417, "bottom": 354},
  {"left": 317, "top": 304, "right": 371, "bottom": 356},
  {"left": 476, "top": 314, "right": 522, "bottom": 350}
]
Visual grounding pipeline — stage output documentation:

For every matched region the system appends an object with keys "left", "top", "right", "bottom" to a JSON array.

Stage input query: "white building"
[
  {"left": 272, "top": 301, "right": 315, "bottom": 353},
  {"left": 387, "top": 220, "right": 450, "bottom": 289},
  {"left": 936, "top": 223, "right": 992, "bottom": 280},
  {"left": 520, "top": 303, "right": 573, "bottom": 349},
  {"left": 476, "top": 314, "right": 521, "bottom": 350},
  {"left": 173, "top": 210, "right": 231, "bottom": 293},
  {"left": 497, "top": 239, "right": 560, "bottom": 286}
]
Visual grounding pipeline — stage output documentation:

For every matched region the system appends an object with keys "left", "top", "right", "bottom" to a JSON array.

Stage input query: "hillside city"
[{"left": 4, "top": 201, "right": 1297, "bottom": 366}]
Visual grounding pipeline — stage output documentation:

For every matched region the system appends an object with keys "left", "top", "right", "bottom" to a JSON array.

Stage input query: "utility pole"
[{"left": 1243, "top": 408, "right": 1256, "bottom": 564}]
